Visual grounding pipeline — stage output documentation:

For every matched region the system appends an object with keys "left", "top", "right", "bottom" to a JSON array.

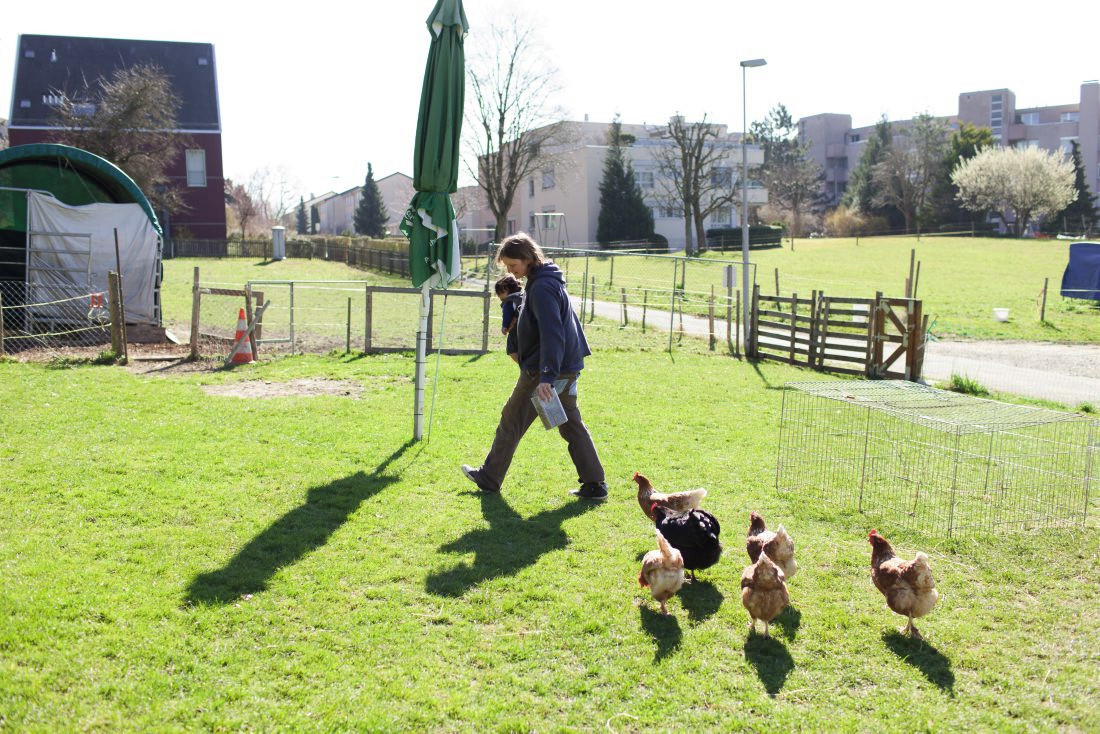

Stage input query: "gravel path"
[{"left": 578, "top": 294, "right": 1100, "bottom": 405}]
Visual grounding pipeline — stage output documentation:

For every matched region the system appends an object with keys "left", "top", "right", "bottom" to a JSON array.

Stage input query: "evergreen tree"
[
  {"left": 596, "top": 118, "right": 655, "bottom": 244},
  {"left": 310, "top": 204, "right": 319, "bottom": 234},
  {"left": 1045, "top": 140, "right": 1098, "bottom": 236},
  {"left": 354, "top": 163, "right": 389, "bottom": 237},
  {"left": 296, "top": 196, "right": 308, "bottom": 235},
  {"left": 841, "top": 116, "right": 903, "bottom": 230},
  {"left": 930, "top": 122, "right": 994, "bottom": 229}
]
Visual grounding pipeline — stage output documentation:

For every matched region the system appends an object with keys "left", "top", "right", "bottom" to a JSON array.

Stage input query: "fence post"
[
  {"left": 481, "top": 290, "right": 490, "bottom": 353},
  {"left": 620, "top": 287, "right": 628, "bottom": 327},
  {"left": 668, "top": 261, "right": 677, "bottom": 353},
  {"left": 774, "top": 268, "right": 780, "bottom": 297},
  {"left": 346, "top": 297, "right": 352, "bottom": 354},
  {"left": 750, "top": 283, "right": 760, "bottom": 358},
  {"left": 244, "top": 284, "right": 258, "bottom": 361},
  {"left": 735, "top": 288, "right": 741, "bottom": 358},
  {"left": 789, "top": 292, "right": 798, "bottom": 364},
  {"left": 906, "top": 248, "right": 915, "bottom": 298},
  {"left": 726, "top": 280, "right": 733, "bottom": 355},
  {"left": 1040, "top": 277, "right": 1049, "bottom": 322},
  {"left": 642, "top": 289, "right": 648, "bottom": 333},
  {"left": 0, "top": 291, "right": 5, "bottom": 355},
  {"left": 870, "top": 291, "right": 884, "bottom": 377},
  {"left": 808, "top": 289, "right": 818, "bottom": 367},
  {"left": 708, "top": 286, "right": 715, "bottom": 351},
  {"left": 190, "top": 266, "right": 200, "bottom": 359},
  {"left": 289, "top": 281, "right": 296, "bottom": 353},
  {"left": 589, "top": 275, "right": 596, "bottom": 323},
  {"left": 365, "top": 286, "right": 373, "bottom": 351},
  {"left": 108, "top": 271, "right": 124, "bottom": 357},
  {"left": 610, "top": 255, "right": 615, "bottom": 287}
]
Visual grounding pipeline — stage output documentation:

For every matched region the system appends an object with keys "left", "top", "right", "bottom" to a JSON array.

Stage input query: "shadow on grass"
[
  {"left": 425, "top": 491, "right": 598, "bottom": 597},
  {"left": 639, "top": 605, "right": 682, "bottom": 662},
  {"left": 748, "top": 360, "right": 785, "bottom": 390},
  {"left": 678, "top": 579, "right": 723, "bottom": 624},
  {"left": 882, "top": 630, "right": 955, "bottom": 694},
  {"left": 772, "top": 604, "right": 802, "bottom": 641},
  {"left": 743, "top": 633, "right": 795, "bottom": 697},
  {"left": 184, "top": 441, "right": 413, "bottom": 606}
]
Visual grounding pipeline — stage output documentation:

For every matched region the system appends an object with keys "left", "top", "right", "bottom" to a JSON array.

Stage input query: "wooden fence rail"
[{"left": 749, "top": 284, "right": 925, "bottom": 381}]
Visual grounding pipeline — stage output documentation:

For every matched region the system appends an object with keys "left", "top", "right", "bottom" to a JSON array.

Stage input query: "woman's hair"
[
  {"left": 494, "top": 274, "right": 522, "bottom": 295},
  {"left": 497, "top": 232, "right": 547, "bottom": 266}
]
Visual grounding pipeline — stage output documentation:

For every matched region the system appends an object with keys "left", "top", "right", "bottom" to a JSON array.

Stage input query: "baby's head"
[{"left": 494, "top": 274, "right": 522, "bottom": 301}]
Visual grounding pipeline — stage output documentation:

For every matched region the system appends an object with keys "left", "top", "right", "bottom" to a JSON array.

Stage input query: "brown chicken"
[
  {"left": 740, "top": 552, "right": 789, "bottom": 637},
  {"left": 868, "top": 529, "right": 939, "bottom": 640},
  {"left": 746, "top": 511, "right": 797, "bottom": 580},
  {"left": 638, "top": 528, "right": 685, "bottom": 615},
  {"left": 633, "top": 471, "right": 707, "bottom": 521}
]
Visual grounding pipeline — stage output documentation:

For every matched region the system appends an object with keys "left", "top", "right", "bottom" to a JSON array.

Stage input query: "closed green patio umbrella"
[{"left": 401, "top": 0, "right": 468, "bottom": 440}]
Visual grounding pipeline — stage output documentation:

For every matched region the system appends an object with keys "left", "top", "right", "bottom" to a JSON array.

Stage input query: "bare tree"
[
  {"left": 751, "top": 104, "right": 824, "bottom": 238},
  {"left": 654, "top": 115, "right": 738, "bottom": 255},
  {"left": 465, "top": 17, "right": 570, "bottom": 242},
  {"left": 245, "top": 166, "right": 298, "bottom": 232},
  {"left": 225, "top": 178, "right": 257, "bottom": 240},
  {"left": 871, "top": 113, "right": 950, "bottom": 234},
  {"left": 48, "top": 64, "right": 191, "bottom": 216}
]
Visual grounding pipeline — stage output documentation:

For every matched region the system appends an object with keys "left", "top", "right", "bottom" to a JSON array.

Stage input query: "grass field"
[
  {"left": 545, "top": 236, "right": 1099, "bottom": 343},
  {"left": 2, "top": 337, "right": 1097, "bottom": 729}
]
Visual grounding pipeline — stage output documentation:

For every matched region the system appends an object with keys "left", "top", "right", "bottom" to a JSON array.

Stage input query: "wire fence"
[{"left": 0, "top": 280, "right": 113, "bottom": 355}]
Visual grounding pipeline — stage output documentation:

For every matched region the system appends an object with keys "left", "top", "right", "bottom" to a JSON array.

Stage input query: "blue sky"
[{"left": 4, "top": 0, "right": 1097, "bottom": 200}]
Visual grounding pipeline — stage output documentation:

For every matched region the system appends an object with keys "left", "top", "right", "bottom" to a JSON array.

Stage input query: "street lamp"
[{"left": 740, "top": 57, "right": 765, "bottom": 355}]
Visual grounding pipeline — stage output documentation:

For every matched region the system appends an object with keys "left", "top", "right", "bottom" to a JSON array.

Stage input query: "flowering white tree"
[{"left": 951, "top": 146, "right": 1076, "bottom": 237}]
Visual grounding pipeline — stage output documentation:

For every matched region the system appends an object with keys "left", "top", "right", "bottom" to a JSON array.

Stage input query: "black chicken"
[{"left": 652, "top": 503, "right": 722, "bottom": 582}]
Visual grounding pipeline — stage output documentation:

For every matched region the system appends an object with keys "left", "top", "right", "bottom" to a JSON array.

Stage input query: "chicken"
[
  {"left": 746, "top": 511, "right": 798, "bottom": 580},
  {"left": 633, "top": 471, "right": 707, "bottom": 521},
  {"left": 652, "top": 503, "right": 722, "bottom": 582},
  {"left": 638, "top": 528, "right": 685, "bottom": 615},
  {"left": 740, "top": 552, "right": 789, "bottom": 637},
  {"left": 868, "top": 529, "right": 939, "bottom": 640}
]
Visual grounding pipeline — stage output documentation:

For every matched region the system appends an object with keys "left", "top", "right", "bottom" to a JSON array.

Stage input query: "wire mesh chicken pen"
[{"left": 775, "top": 380, "right": 1097, "bottom": 537}]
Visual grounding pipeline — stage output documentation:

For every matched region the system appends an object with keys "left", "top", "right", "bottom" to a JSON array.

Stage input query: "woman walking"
[{"left": 461, "top": 233, "right": 608, "bottom": 500}]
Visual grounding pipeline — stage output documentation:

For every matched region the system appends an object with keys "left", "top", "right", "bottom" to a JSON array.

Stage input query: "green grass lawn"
[
  {"left": 2, "top": 340, "right": 1097, "bottom": 730},
  {"left": 558, "top": 236, "right": 1099, "bottom": 343}
]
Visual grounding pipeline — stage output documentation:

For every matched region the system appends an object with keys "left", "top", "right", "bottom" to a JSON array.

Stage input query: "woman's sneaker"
[
  {"left": 461, "top": 464, "right": 499, "bottom": 493},
  {"left": 570, "top": 481, "right": 608, "bottom": 500}
]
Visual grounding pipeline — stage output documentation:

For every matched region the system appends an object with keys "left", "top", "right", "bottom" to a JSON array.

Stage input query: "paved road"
[{"left": 575, "top": 294, "right": 1100, "bottom": 406}]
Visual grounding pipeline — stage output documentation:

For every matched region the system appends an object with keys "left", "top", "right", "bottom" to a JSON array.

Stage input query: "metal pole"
[{"left": 740, "top": 58, "right": 766, "bottom": 341}]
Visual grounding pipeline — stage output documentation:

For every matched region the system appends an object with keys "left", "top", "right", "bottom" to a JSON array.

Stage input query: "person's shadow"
[
  {"left": 425, "top": 491, "right": 597, "bottom": 597},
  {"left": 638, "top": 605, "right": 682, "bottom": 662},
  {"left": 883, "top": 631, "right": 955, "bottom": 694},
  {"left": 184, "top": 441, "right": 413, "bottom": 605},
  {"left": 744, "top": 633, "right": 795, "bottom": 697}
]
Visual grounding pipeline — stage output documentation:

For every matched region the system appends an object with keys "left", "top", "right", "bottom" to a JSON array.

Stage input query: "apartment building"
[
  {"left": 798, "top": 81, "right": 1100, "bottom": 210},
  {"left": 472, "top": 118, "right": 766, "bottom": 250},
  {"left": 313, "top": 172, "right": 415, "bottom": 236}
]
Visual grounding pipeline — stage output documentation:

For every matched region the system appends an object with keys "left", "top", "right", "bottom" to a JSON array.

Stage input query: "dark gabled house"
[{"left": 8, "top": 33, "right": 227, "bottom": 239}]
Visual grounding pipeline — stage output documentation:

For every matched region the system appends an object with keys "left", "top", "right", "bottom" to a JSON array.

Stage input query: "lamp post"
[{"left": 740, "top": 57, "right": 766, "bottom": 355}]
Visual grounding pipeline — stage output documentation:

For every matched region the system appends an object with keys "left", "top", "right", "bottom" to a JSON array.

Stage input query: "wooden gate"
[{"left": 749, "top": 285, "right": 925, "bottom": 380}]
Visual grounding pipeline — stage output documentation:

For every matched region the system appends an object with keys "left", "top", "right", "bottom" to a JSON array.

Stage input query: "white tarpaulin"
[{"left": 26, "top": 191, "right": 160, "bottom": 324}]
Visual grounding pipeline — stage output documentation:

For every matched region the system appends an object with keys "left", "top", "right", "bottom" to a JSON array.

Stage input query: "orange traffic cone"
[{"left": 230, "top": 307, "right": 254, "bottom": 364}]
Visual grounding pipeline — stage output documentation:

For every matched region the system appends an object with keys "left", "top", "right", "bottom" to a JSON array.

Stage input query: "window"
[
  {"left": 636, "top": 170, "right": 654, "bottom": 190},
  {"left": 660, "top": 205, "right": 679, "bottom": 219},
  {"left": 74, "top": 103, "right": 95, "bottom": 117},
  {"left": 528, "top": 178, "right": 534, "bottom": 197},
  {"left": 24, "top": 50, "right": 35, "bottom": 58},
  {"left": 710, "top": 207, "right": 732, "bottom": 225},
  {"left": 710, "top": 167, "right": 733, "bottom": 187},
  {"left": 541, "top": 211, "right": 557, "bottom": 230},
  {"left": 185, "top": 149, "right": 206, "bottom": 187},
  {"left": 827, "top": 157, "right": 848, "bottom": 170},
  {"left": 42, "top": 94, "right": 63, "bottom": 106},
  {"left": 507, "top": 219, "right": 516, "bottom": 235},
  {"left": 1061, "top": 137, "right": 1077, "bottom": 155},
  {"left": 1017, "top": 139, "right": 1040, "bottom": 150},
  {"left": 1061, "top": 111, "right": 1079, "bottom": 123},
  {"left": 849, "top": 133, "right": 861, "bottom": 143},
  {"left": 1019, "top": 112, "right": 1040, "bottom": 125},
  {"left": 197, "top": 57, "right": 209, "bottom": 66},
  {"left": 541, "top": 168, "right": 555, "bottom": 189},
  {"left": 529, "top": 212, "right": 536, "bottom": 231}
]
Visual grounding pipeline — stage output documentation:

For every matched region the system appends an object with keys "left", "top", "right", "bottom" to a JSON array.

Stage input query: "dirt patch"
[{"left": 202, "top": 378, "right": 364, "bottom": 399}]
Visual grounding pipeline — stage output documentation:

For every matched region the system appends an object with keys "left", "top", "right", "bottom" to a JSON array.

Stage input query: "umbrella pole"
[{"left": 414, "top": 283, "right": 430, "bottom": 440}]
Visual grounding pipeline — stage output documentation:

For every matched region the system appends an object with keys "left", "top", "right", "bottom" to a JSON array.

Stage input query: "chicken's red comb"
[
  {"left": 868, "top": 529, "right": 879, "bottom": 540},
  {"left": 633, "top": 471, "right": 640, "bottom": 479}
]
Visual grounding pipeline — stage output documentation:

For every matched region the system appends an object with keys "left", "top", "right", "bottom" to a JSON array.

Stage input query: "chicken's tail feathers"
[
  {"left": 638, "top": 568, "right": 649, "bottom": 587},
  {"left": 911, "top": 552, "right": 936, "bottom": 590}
]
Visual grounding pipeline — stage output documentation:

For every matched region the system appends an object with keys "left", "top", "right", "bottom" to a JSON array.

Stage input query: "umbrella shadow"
[
  {"left": 639, "top": 604, "right": 683, "bottom": 662},
  {"left": 743, "top": 633, "right": 795, "bottom": 697},
  {"left": 882, "top": 631, "right": 955, "bottom": 694},
  {"left": 772, "top": 603, "right": 802, "bottom": 641},
  {"left": 184, "top": 441, "right": 413, "bottom": 605},
  {"left": 424, "top": 492, "right": 597, "bottom": 597},
  {"left": 678, "top": 579, "right": 724, "bottom": 624}
]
